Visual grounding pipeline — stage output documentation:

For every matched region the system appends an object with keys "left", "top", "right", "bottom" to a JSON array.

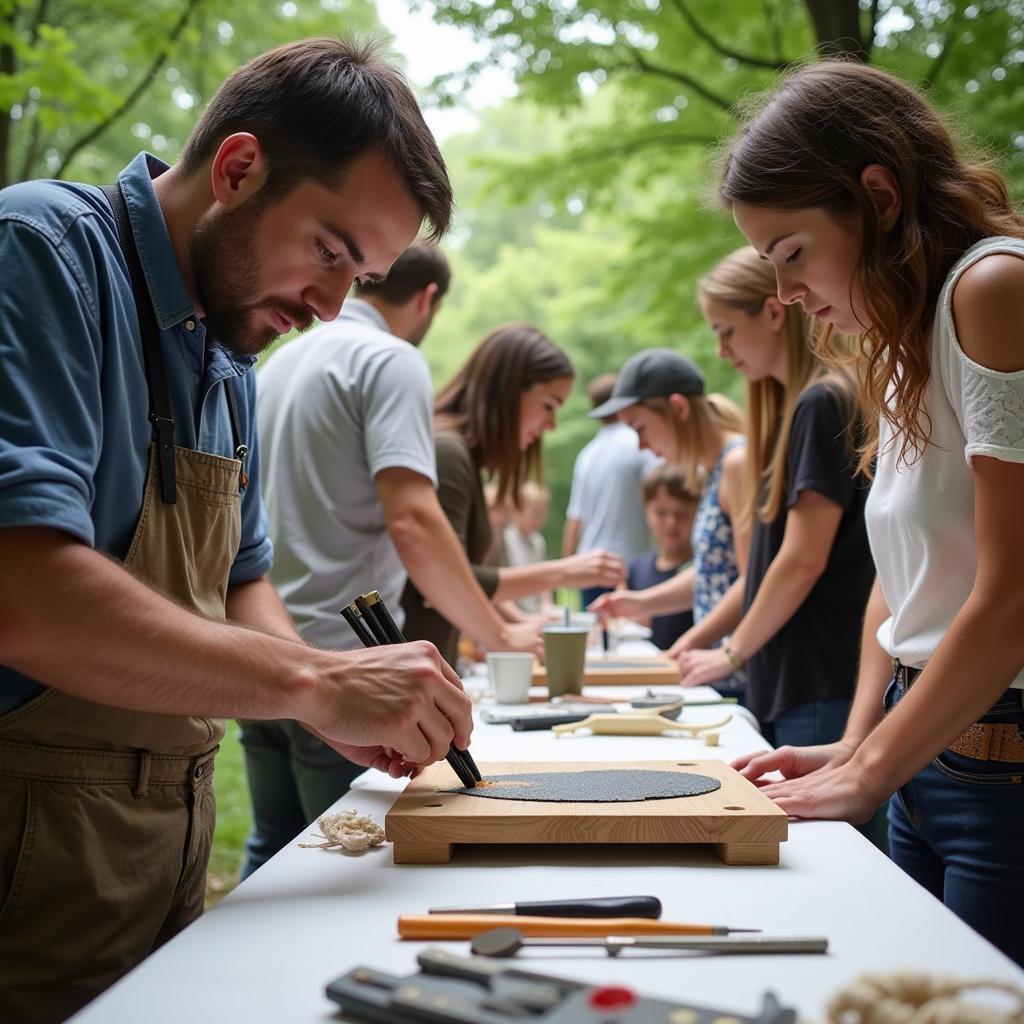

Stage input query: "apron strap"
[
  {"left": 224, "top": 378, "right": 249, "bottom": 491},
  {"left": 100, "top": 182, "right": 177, "bottom": 505}
]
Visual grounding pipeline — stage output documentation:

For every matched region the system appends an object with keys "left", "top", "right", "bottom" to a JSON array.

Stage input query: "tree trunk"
[{"left": 804, "top": 0, "right": 870, "bottom": 61}]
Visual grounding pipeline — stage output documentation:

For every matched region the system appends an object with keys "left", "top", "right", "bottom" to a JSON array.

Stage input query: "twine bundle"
[{"left": 827, "top": 972, "right": 1024, "bottom": 1024}]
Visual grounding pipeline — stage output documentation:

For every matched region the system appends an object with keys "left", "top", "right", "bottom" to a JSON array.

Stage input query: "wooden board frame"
[
  {"left": 531, "top": 655, "right": 679, "bottom": 687},
  {"left": 385, "top": 760, "right": 787, "bottom": 867}
]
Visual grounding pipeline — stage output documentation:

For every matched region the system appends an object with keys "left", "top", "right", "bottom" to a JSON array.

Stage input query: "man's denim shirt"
[{"left": 0, "top": 152, "right": 274, "bottom": 713}]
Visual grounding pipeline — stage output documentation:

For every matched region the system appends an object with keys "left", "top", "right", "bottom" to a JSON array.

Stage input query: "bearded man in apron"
[{"left": 0, "top": 38, "right": 463, "bottom": 1024}]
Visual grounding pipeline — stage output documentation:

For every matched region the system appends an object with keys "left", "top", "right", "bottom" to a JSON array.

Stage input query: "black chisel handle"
[
  {"left": 510, "top": 713, "right": 593, "bottom": 731},
  {"left": 516, "top": 896, "right": 662, "bottom": 919}
]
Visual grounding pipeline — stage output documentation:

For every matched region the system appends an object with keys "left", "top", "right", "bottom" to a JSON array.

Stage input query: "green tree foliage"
[
  {"left": 0, "top": 0, "right": 384, "bottom": 188},
  {"left": 422, "top": 0, "right": 1024, "bottom": 550},
  {"left": 423, "top": 1, "right": 1024, "bottom": 331}
]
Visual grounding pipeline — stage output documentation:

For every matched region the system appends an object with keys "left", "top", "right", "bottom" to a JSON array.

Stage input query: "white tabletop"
[{"left": 73, "top": 678, "right": 1024, "bottom": 1022}]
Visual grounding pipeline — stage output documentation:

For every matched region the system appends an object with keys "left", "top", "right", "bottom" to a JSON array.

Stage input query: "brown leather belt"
[{"left": 894, "top": 661, "right": 1024, "bottom": 764}]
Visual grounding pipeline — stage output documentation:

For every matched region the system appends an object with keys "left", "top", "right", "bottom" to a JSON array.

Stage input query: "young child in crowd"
[{"left": 626, "top": 465, "right": 697, "bottom": 651}]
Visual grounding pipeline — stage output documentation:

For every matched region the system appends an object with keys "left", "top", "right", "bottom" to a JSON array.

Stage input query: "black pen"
[{"left": 365, "top": 591, "right": 483, "bottom": 784}]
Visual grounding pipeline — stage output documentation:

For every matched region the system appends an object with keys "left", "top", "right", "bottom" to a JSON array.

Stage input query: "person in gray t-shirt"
[
  {"left": 243, "top": 245, "right": 538, "bottom": 876},
  {"left": 563, "top": 373, "right": 661, "bottom": 606}
]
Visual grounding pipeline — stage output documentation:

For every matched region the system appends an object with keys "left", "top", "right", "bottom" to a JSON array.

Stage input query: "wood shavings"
[{"left": 299, "top": 809, "right": 385, "bottom": 853}]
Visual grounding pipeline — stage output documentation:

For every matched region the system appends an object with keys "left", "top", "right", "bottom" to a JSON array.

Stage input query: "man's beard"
[{"left": 189, "top": 198, "right": 314, "bottom": 357}]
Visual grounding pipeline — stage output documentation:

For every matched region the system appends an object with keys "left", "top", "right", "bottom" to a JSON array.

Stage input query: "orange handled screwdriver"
[{"left": 398, "top": 914, "right": 759, "bottom": 940}]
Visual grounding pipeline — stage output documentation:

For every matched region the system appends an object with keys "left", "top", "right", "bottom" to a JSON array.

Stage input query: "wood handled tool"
[
  {"left": 398, "top": 914, "right": 757, "bottom": 939},
  {"left": 428, "top": 896, "right": 664, "bottom": 919},
  {"left": 470, "top": 927, "right": 828, "bottom": 958}
]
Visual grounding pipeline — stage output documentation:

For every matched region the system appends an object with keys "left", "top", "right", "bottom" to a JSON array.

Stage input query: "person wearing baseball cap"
[
  {"left": 588, "top": 348, "right": 706, "bottom": 420},
  {"left": 589, "top": 346, "right": 749, "bottom": 700}
]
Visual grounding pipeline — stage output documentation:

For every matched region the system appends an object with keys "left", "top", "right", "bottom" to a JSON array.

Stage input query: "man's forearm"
[{"left": 1, "top": 529, "right": 317, "bottom": 721}]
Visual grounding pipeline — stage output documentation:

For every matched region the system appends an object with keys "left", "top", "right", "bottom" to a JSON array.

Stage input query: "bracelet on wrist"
[{"left": 721, "top": 640, "right": 745, "bottom": 671}]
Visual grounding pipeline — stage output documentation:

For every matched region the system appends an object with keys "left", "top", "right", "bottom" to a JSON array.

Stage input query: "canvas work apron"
[{"left": 0, "top": 183, "right": 246, "bottom": 1024}]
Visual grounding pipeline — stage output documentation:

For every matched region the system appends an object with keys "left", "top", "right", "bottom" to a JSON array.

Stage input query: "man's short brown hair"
[
  {"left": 355, "top": 242, "right": 451, "bottom": 304},
  {"left": 642, "top": 464, "right": 699, "bottom": 505},
  {"left": 180, "top": 37, "right": 452, "bottom": 240}
]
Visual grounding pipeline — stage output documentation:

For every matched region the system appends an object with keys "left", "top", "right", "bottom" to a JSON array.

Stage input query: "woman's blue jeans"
[
  {"left": 885, "top": 677, "right": 1024, "bottom": 966},
  {"left": 764, "top": 699, "right": 851, "bottom": 749}
]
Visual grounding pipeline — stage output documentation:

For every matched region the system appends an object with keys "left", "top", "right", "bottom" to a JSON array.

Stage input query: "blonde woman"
[
  {"left": 589, "top": 350, "right": 749, "bottom": 695},
  {"left": 673, "top": 246, "right": 873, "bottom": 753}
]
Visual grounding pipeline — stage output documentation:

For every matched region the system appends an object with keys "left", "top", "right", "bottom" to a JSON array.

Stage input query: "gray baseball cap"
[{"left": 589, "top": 348, "right": 705, "bottom": 419}]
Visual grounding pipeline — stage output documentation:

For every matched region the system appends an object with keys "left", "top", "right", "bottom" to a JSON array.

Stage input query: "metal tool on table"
[
  {"left": 341, "top": 591, "right": 481, "bottom": 788},
  {"left": 551, "top": 700, "right": 733, "bottom": 738},
  {"left": 428, "top": 896, "right": 663, "bottom": 919},
  {"left": 398, "top": 914, "right": 759, "bottom": 940},
  {"left": 470, "top": 927, "right": 828, "bottom": 959},
  {"left": 633, "top": 689, "right": 738, "bottom": 708},
  {"left": 326, "top": 947, "right": 799, "bottom": 1024},
  {"left": 480, "top": 703, "right": 619, "bottom": 728}
]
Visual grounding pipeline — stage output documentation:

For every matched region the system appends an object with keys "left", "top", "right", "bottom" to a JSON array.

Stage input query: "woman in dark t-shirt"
[
  {"left": 675, "top": 247, "right": 874, "bottom": 748},
  {"left": 401, "top": 324, "right": 625, "bottom": 664}
]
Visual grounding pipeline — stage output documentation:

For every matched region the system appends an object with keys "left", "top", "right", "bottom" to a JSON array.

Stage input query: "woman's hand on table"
[
  {"left": 676, "top": 647, "right": 733, "bottom": 687},
  {"left": 733, "top": 739, "right": 856, "bottom": 784},
  {"left": 731, "top": 740, "right": 882, "bottom": 824},
  {"left": 755, "top": 760, "right": 882, "bottom": 825},
  {"left": 666, "top": 628, "right": 699, "bottom": 659}
]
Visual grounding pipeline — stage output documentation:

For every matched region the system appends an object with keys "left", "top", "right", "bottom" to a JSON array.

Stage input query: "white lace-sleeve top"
[{"left": 864, "top": 236, "right": 1024, "bottom": 687}]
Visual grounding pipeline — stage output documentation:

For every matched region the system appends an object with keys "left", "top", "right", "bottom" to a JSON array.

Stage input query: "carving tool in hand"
[
  {"left": 341, "top": 593, "right": 477, "bottom": 788},
  {"left": 362, "top": 590, "right": 482, "bottom": 786},
  {"left": 470, "top": 927, "right": 827, "bottom": 959},
  {"left": 398, "top": 914, "right": 760, "bottom": 940},
  {"left": 428, "top": 895, "right": 663, "bottom": 919},
  {"left": 340, "top": 602, "right": 377, "bottom": 649}
]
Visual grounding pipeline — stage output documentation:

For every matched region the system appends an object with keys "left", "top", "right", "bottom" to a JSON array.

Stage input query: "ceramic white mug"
[{"left": 486, "top": 652, "right": 535, "bottom": 704}]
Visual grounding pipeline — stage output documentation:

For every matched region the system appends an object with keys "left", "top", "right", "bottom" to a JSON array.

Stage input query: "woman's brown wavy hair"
[
  {"left": 434, "top": 323, "right": 574, "bottom": 507},
  {"left": 717, "top": 60, "right": 1024, "bottom": 474}
]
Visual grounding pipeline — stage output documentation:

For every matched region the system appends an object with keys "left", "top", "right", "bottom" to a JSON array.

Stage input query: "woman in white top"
[{"left": 719, "top": 60, "right": 1024, "bottom": 965}]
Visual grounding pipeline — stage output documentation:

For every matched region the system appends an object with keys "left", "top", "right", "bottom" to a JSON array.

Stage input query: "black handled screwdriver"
[{"left": 428, "top": 896, "right": 664, "bottom": 919}]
